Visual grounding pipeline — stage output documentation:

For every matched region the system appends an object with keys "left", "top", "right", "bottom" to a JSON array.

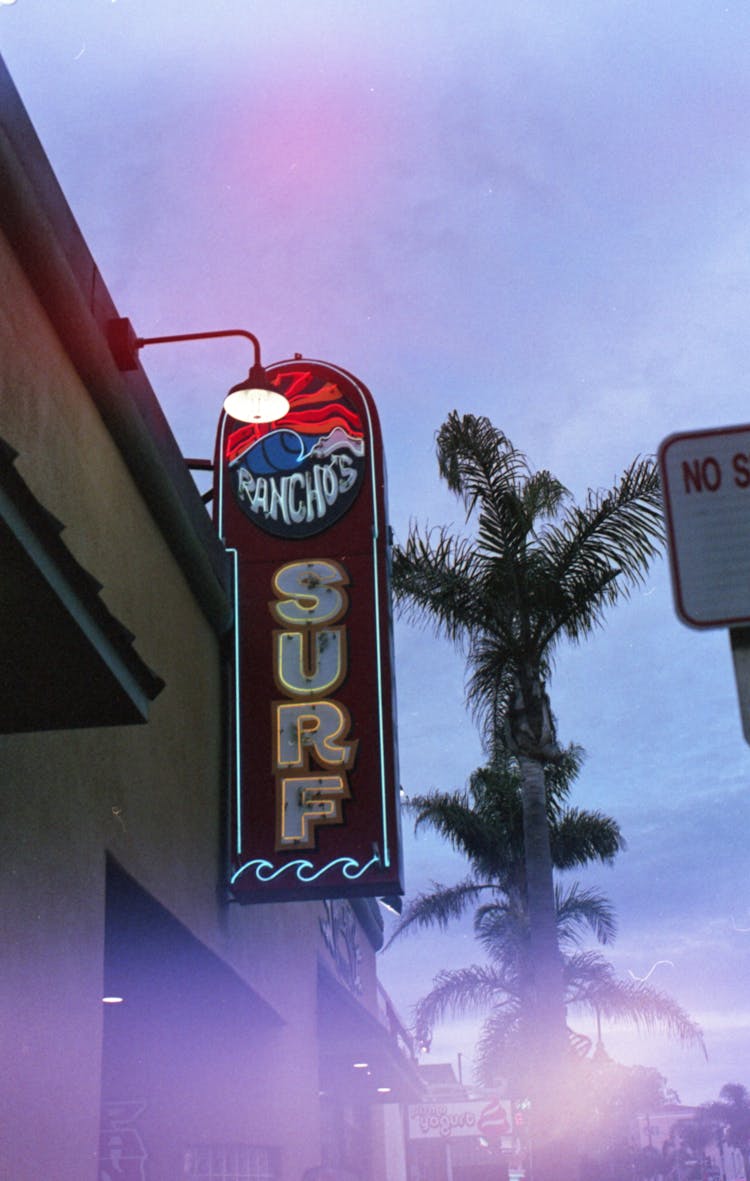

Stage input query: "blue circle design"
[{"left": 245, "top": 429, "right": 309, "bottom": 476}]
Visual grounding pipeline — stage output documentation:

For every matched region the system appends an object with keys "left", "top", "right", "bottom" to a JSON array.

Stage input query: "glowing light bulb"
[{"left": 223, "top": 366, "right": 290, "bottom": 424}]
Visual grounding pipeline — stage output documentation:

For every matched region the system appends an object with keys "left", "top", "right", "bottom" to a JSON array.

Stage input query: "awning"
[
  {"left": 317, "top": 963, "right": 425, "bottom": 1105},
  {"left": 0, "top": 437, "right": 164, "bottom": 732}
]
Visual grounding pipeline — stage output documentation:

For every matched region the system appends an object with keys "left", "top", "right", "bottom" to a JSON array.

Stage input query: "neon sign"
[
  {"left": 226, "top": 373, "right": 365, "bottom": 539},
  {"left": 215, "top": 361, "right": 403, "bottom": 902},
  {"left": 272, "top": 558, "right": 356, "bottom": 849}
]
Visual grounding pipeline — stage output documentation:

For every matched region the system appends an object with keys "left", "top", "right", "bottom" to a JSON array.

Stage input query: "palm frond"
[
  {"left": 568, "top": 1028, "right": 594, "bottom": 1058},
  {"left": 566, "top": 953, "right": 706, "bottom": 1055},
  {"left": 475, "top": 468, "right": 568, "bottom": 568},
  {"left": 474, "top": 896, "right": 529, "bottom": 966},
  {"left": 467, "top": 652, "right": 516, "bottom": 748},
  {"left": 522, "top": 469, "right": 571, "bottom": 524},
  {"left": 474, "top": 896, "right": 526, "bottom": 930},
  {"left": 385, "top": 877, "right": 493, "bottom": 946},
  {"left": 474, "top": 1003, "right": 524, "bottom": 1087},
  {"left": 555, "top": 883, "right": 618, "bottom": 947},
  {"left": 600, "top": 979, "right": 705, "bottom": 1054},
  {"left": 542, "top": 744, "right": 586, "bottom": 808},
  {"left": 535, "top": 457, "right": 665, "bottom": 650},
  {"left": 473, "top": 1001, "right": 596, "bottom": 1088},
  {"left": 436, "top": 413, "right": 528, "bottom": 517},
  {"left": 550, "top": 808, "right": 625, "bottom": 869},
  {"left": 563, "top": 949, "right": 617, "bottom": 992},
  {"left": 409, "top": 789, "right": 508, "bottom": 866},
  {"left": 392, "top": 525, "right": 482, "bottom": 641},
  {"left": 437, "top": 414, "right": 549, "bottom": 576},
  {"left": 414, "top": 964, "right": 511, "bottom": 1041}
]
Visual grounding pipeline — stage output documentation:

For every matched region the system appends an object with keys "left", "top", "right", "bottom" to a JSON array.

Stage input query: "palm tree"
[
  {"left": 393, "top": 414, "right": 664, "bottom": 1178},
  {"left": 389, "top": 753, "right": 704, "bottom": 1093},
  {"left": 412, "top": 901, "right": 705, "bottom": 1091},
  {"left": 390, "top": 743, "right": 622, "bottom": 941}
]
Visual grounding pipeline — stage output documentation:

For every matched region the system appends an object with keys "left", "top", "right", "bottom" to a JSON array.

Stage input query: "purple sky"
[{"left": 5, "top": 0, "right": 750, "bottom": 1104}]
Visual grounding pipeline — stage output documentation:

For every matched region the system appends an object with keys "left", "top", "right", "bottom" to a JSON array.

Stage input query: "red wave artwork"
[{"left": 225, "top": 372, "right": 364, "bottom": 465}]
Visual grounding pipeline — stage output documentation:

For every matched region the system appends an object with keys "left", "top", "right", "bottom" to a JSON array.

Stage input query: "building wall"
[
  {"left": 0, "top": 54, "right": 414, "bottom": 1181},
  {"left": 0, "top": 165, "right": 325, "bottom": 1181}
]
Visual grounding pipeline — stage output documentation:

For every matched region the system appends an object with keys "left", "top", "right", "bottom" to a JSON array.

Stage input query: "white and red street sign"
[{"left": 659, "top": 423, "right": 750, "bottom": 628}]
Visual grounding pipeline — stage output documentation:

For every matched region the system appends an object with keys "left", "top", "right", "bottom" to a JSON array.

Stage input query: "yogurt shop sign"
[{"left": 408, "top": 1098, "right": 511, "bottom": 1144}]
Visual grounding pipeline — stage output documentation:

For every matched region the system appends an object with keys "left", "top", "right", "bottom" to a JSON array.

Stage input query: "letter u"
[{"left": 273, "top": 627, "right": 347, "bottom": 698}]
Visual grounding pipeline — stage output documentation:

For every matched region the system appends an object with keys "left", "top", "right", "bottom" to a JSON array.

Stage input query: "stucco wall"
[
  {"left": 0, "top": 221, "right": 226, "bottom": 924},
  {"left": 0, "top": 219, "right": 330, "bottom": 1178},
  {"left": 0, "top": 50, "right": 401, "bottom": 1176}
]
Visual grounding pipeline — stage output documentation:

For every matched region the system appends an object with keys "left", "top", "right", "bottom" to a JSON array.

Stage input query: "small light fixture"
[
  {"left": 353, "top": 1062, "right": 369, "bottom": 1069},
  {"left": 108, "top": 319, "right": 289, "bottom": 424},
  {"left": 223, "top": 363, "right": 290, "bottom": 424},
  {"left": 377, "top": 1086, "right": 392, "bottom": 1094},
  {"left": 102, "top": 996, "right": 124, "bottom": 1004}
]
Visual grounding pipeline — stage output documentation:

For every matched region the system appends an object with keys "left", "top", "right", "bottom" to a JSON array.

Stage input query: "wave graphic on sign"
[{"left": 230, "top": 854, "right": 380, "bottom": 886}]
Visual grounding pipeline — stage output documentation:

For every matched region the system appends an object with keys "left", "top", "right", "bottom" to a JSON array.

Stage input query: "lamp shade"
[{"left": 223, "top": 365, "right": 290, "bottom": 424}]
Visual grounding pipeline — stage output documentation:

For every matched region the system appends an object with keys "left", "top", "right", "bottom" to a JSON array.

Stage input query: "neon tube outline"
[{"left": 217, "top": 362, "right": 393, "bottom": 883}]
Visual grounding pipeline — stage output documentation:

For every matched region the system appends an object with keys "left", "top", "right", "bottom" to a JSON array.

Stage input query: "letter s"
[
  {"left": 733, "top": 452, "right": 750, "bottom": 489},
  {"left": 270, "top": 559, "right": 349, "bottom": 625}
]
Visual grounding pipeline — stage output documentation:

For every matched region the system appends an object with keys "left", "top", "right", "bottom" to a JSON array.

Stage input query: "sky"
[{"left": 4, "top": 0, "right": 750, "bottom": 1107}]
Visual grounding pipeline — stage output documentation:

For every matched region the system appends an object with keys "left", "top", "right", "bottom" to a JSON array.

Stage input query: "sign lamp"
[{"left": 108, "top": 319, "right": 289, "bottom": 424}]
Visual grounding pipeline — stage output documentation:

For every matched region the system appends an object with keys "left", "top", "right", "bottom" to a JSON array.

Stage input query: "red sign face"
[{"left": 214, "top": 359, "right": 403, "bottom": 902}]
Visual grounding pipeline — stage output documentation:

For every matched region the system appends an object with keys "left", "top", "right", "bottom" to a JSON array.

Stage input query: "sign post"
[{"left": 659, "top": 423, "right": 750, "bottom": 743}]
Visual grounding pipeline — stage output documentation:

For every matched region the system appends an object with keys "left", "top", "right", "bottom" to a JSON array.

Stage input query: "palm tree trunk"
[
  {"left": 517, "top": 752, "right": 575, "bottom": 1181},
  {"left": 518, "top": 754, "right": 565, "bottom": 1028}
]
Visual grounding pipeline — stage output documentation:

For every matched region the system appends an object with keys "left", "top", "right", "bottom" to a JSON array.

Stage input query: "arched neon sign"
[{"left": 215, "top": 360, "right": 403, "bottom": 903}]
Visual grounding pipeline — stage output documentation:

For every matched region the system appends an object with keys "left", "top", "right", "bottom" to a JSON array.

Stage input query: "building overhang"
[
  {"left": 0, "top": 437, "right": 165, "bottom": 732},
  {"left": 0, "top": 57, "right": 232, "bottom": 637},
  {"left": 317, "top": 964, "right": 425, "bottom": 1106}
]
